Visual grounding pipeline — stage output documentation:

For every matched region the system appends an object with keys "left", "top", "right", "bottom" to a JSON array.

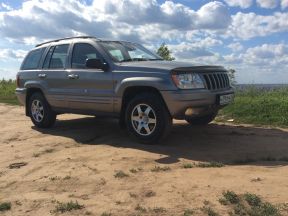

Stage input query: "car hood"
[{"left": 117, "top": 60, "right": 226, "bottom": 72}]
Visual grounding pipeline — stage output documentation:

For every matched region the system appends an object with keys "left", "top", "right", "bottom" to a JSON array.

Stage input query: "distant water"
[{"left": 236, "top": 84, "right": 288, "bottom": 91}]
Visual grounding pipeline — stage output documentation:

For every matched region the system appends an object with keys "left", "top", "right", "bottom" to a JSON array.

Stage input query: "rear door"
[
  {"left": 41, "top": 44, "right": 70, "bottom": 108},
  {"left": 65, "top": 42, "right": 113, "bottom": 113}
]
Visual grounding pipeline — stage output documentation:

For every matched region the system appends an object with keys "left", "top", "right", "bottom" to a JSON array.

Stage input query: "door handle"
[
  {"left": 38, "top": 74, "right": 46, "bottom": 78},
  {"left": 68, "top": 74, "right": 79, "bottom": 79}
]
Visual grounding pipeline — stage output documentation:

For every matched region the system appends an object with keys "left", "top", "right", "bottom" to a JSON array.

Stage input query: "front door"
[{"left": 65, "top": 42, "right": 114, "bottom": 113}]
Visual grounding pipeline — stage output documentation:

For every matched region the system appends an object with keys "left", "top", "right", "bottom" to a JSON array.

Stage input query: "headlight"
[{"left": 172, "top": 73, "right": 205, "bottom": 89}]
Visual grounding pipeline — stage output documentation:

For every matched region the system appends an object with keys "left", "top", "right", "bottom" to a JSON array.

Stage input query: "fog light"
[{"left": 185, "top": 108, "right": 203, "bottom": 116}]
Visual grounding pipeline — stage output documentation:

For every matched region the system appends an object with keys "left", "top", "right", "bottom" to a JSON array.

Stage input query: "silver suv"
[{"left": 16, "top": 36, "right": 234, "bottom": 143}]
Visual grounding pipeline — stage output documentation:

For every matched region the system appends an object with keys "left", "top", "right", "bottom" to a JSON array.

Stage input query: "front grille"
[{"left": 202, "top": 73, "right": 230, "bottom": 90}]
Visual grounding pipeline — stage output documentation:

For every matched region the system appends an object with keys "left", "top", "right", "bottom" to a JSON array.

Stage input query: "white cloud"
[
  {"left": 224, "top": 0, "right": 253, "bottom": 8},
  {"left": 228, "top": 42, "right": 244, "bottom": 51},
  {"left": 256, "top": 0, "right": 279, "bottom": 9},
  {"left": 281, "top": 0, "right": 288, "bottom": 9},
  {"left": 0, "top": 0, "right": 231, "bottom": 45},
  {"left": 0, "top": 49, "right": 27, "bottom": 61},
  {"left": 228, "top": 12, "right": 288, "bottom": 39},
  {"left": 244, "top": 43, "right": 288, "bottom": 64},
  {"left": 0, "top": 3, "right": 13, "bottom": 11}
]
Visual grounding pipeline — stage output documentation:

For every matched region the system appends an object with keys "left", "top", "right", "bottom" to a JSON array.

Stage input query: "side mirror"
[{"left": 85, "top": 58, "right": 108, "bottom": 70}]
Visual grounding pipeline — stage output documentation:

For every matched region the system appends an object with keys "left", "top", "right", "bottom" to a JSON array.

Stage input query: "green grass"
[
  {"left": 218, "top": 87, "right": 288, "bottom": 127},
  {"left": 0, "top": 202, "right": 11, "bottom": 212},
  {"left": 0, "top": 79, "right": 19, "bottom": 105},
  {"left": 219, "top": 191, "right": 281, "bottom": 216},
  {"left": 222, "top": 191, "right": 240, "bottom": 204},
  {"left": 182, "top": 162, "right": 224, "bottom": 169}
]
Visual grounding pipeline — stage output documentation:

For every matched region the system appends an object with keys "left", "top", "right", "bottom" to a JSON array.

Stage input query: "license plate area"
[{"left": 218, "top": 94, "right": 234, "bottom": 105}]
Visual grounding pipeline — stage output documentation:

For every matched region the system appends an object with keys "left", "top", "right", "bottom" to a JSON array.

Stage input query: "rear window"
[
  {"left": 21, "top": 48, "right": 45, "bottom": 70},
  {"left": 43, "top": 44, "right": 69, "bottom": 69}
]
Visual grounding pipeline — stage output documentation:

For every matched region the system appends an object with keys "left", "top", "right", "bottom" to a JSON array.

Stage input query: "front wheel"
[
  {"left": 185, "top": 112, "right": 218, "bottom": 125},
  {"left": 28, "top": 92, "right": 56, "bottom": 128},
  {"left": 125, "top": 93, "right": 172, "bottom": 144}
]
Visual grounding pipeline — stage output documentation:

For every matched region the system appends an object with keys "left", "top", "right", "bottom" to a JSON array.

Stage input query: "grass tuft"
[
  {"left": 183, "top": 209, "right": 194, "bottom": 216},
  {"left": 101, "top": 213, "right": 112, "bottom": 216},
  {"left": 182, "top": 163, "right": 194, "bottom": 169},
  {"left": 114, "top": 170, "right": 129, "bottom": 178},
  {"left": 0, "top": 202, "right": 11, "bottom": 212},
  {"left": 244, "top": 193, "right": 262, "bottom": 207},
  {"left": 135, "top": 204, "right": 147, "bottom": 213},
  {"left": 201, "top": 206, "right": 219, "bottom": 216},
  {"left": 151, "top": 166, "right": 171, "bottom": 172},
  {"left": 53, "top": 200, "right": 84, "bottom": 213},
  {"left": 222, "top": 191, "right": 240, "bottom": 204},
  {"left": 196, "top": 162, "right": 225, "bottom": 168}
]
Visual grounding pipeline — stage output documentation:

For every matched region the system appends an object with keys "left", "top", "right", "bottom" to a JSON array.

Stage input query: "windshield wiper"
[{"left": 120, "top": 58, "right": 149, "bottom": 62}]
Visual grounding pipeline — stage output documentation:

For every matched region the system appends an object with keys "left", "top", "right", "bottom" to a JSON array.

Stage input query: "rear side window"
[
  {"left": 21, "top": 48, "right": 44, "bottom": 70},
  {"left": 43, "top": 44, "right": 69, "bottom": 69},
  {"left": 71, "top": 43, "right": 100, "bottom": 69}
]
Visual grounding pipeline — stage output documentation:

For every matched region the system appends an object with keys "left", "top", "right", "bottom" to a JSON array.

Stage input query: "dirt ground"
[{"left": 0, "top": 104, "right": 287, "bottom": 216}]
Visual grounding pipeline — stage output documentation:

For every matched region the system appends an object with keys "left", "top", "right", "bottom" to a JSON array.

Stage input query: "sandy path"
[{"left": 0, "top": 104, "right": 287, "bottom": 215}]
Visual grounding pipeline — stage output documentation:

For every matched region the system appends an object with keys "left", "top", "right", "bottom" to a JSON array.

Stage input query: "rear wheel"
[
  {"left": 28, "top": 92, "right": 56, "bottom": 128},
  {"left": 125, "top": 93, "right": 172, "bottom": 144},
  {"left": 186, "top": 112, "right": 217, "bottom": 125}
]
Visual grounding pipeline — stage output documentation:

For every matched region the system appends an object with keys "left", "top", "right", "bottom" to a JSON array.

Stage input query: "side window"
[
  {"left": 43, "top": 46, "right": 55, "bottom": 69},
  {"left": 43, "top": 44, "right": 69, "bottom": 69},
  {"left": 21, "top": 48, "right": 44, "bottom": 70},
  {"left": 72, "top": 43, "right": 100, "bottom": 69}
]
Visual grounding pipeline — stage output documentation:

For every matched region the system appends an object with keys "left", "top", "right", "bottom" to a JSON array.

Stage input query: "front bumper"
[
  {"left": 15, "top": 88, "right": 27, "bottom": 105},
  {"left": 160, "top": 88, "right": 234, "bottom": 119}
]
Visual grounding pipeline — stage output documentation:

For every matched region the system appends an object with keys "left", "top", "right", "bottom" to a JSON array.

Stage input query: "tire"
[
  {"left": 125, "top": 93, "right": 172, "bottom": 144},
  {"left": 186, "top": 112, "right": 217, "bottom": 125},
  {"left": 28, "top": 92, "right": 56, "bottom": 128}
]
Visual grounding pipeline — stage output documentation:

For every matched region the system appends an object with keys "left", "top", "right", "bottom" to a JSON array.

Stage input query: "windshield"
[{"left": 98, "top": 41, "right": 163, "bottom": 62}]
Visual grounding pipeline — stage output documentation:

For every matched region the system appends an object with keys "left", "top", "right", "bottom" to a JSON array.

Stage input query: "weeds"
[
  {"left": 63, "top": 175, "right": 71, "bottom": 180},
  {"left": 222, "top": 191, "right": 240, "bottom": 204},
  {"left": 219, "top": 191, "right": 281, "bottom": 216},
  {"left": 135, "top": 204, "right": 147, "bottom": 213},
  {"left": 152, "top": 207, "right": 166, "bottom": 213},
  {"left": 196, "top": 162, "right": 224, "bottom": 168},
  {"left": 244, "top": 193, "right": 262, "bottom": 207},
  {"left": 0, "top": 202, "right": 11, "bottom": 212},
  {"left": 129, "top": 167, "right": 143, "bottom": 173},
  {"left": 114, "top": 170, "right": 129, "bottom": 178},
  {"left": 151, "top": 166, "right": 171, "bottom": 172},
  {"left": 144, "top": 190, "right": 156, "bottom": 197},
  {"left": 49, "top": 176, "right": 61, "bottom": 181},
  {"left": 201, "top": 206, "right": 219, "bottom": 216},
  {"left": 183, "top": 209, "right": 194, "bottom": 216},
  {"left": 182, "top": 162, "right": 225, "bottom": 169},
  {"left": 52, "top": 200, "right": 84, "bottom": 213},
  {"left": 101, "top": 213, "right": 112, "bottom": 216},
  {"left": 182, "top": 163, "right": 194, "bottom": 169}
]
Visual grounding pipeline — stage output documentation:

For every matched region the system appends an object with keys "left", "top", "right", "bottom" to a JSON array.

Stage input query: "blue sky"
[{"left": 0, "top": 0, "right": 288, "bottom": 83}]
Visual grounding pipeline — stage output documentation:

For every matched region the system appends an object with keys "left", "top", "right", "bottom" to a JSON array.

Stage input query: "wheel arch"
[
  {"left": 119, "top": 86, "right": 170, "bottom": 127},
  {"left": 25, "top": 88, "right": 45, "bottom": 116}
]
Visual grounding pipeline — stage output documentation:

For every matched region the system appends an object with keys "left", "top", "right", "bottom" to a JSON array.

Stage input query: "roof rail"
[{"left": 35, "top": 36, "right": 99, "bottom": 47}]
